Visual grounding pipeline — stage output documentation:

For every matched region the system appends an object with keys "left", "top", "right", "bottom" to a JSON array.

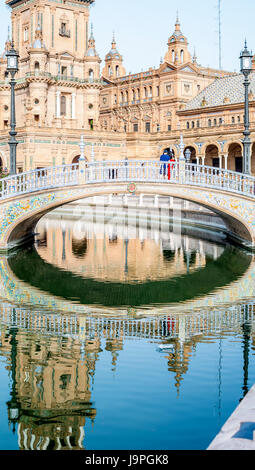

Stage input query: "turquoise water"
[{"left": 0, "top": 203, "right": 254, "bottom": 450}]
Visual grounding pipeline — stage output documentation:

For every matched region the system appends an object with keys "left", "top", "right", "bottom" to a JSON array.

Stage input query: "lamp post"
[
  {"left": 79, "top": 134, "right": 85, "bottom": 162},
  {"left": 6, "top": 309, "right": 21, "bottom": 434},
  {"left": 184, "top": 148, "right": 191, "bottom": 163},
  {"left": 6, "top": 42, "right": 19, "bottom": 176},
  {"left": 240, "top": 40, "right": 253, "bottom": 175}
]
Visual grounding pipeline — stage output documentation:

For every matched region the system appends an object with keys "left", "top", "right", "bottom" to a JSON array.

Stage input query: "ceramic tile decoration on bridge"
[{"left": 1, "top": 160, "right": 255, "bottom": 251}]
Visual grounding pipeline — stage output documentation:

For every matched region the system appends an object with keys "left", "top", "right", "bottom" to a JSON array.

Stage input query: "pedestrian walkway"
[{"left": 208, "top": 384, "right": 255, "bottom": 450}]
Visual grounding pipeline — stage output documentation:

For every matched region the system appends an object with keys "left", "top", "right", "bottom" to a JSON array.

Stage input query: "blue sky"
[{"left": 0, "top": 0, "right": 254, "bottom": 73}]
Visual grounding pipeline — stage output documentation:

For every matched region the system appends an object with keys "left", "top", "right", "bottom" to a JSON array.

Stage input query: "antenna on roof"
[{"left": 218, "top": 0, "right": 222, "bottom": 69}]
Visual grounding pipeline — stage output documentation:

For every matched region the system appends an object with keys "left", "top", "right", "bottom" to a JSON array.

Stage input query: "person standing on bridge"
[
  {"left": 168, "top": 149, "right": 176, "bottom": 181},
  {"left": 160, "top": 150, "right": 170, "bottom": 178}
]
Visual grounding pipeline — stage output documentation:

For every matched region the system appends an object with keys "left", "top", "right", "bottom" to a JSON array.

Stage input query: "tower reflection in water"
[
  {"left": 0, "top": 197, "right": 254, "bottom": 450},
  {"left": 0, "top": 302, "right": 254, "bottom": 450}
]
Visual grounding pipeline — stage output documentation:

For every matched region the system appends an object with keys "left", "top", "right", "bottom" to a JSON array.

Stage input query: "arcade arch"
[
  {"left": 72, "top": 155, "right": 88, "bottom": 164},
  {"left": 205, "top": 144, "right": 219, "bottom": 167},
  {"left": 227, "top": 143, "right": 243, "bottom": 173},
  {"left": 162, "top": 147, "right": 175, "bottom": 157}
]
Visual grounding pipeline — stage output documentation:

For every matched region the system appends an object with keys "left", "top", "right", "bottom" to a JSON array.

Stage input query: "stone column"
[
  {"left": 223, "top": 154, "right": 228, "bottom": 169},
  {"left": 219, "top": 155, "right": 222, "bottom": 168},
  {"left": 201, "top": 156, "right": 205, "bottom": 166}
]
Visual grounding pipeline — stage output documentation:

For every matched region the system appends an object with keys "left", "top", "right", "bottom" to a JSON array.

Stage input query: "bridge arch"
[{"left": 1, "top": 182, "right": 254, "bottom": 252}]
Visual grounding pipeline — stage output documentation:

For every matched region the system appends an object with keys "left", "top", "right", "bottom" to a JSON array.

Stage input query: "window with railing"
[{"left": 59, "top": 22, "right": 70, "bottom": 37}]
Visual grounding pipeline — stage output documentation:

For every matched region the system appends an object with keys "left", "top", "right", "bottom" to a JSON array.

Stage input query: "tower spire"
[
  {"left": 90, "top": 22, "right": 94, "bottom": 40},
  {"left": 175, "top": 10, "right": 180, "bottom": 30},
  {"left": 112, "top": 30, "right": 116, "bottom": 49}
]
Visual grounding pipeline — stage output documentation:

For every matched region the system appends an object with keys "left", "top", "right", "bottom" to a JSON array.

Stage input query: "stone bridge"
[{"left": 1, "top": 159, "right": 255, "bottom": 251}]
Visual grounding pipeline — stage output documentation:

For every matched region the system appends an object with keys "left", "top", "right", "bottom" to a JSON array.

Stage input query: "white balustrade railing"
[
  {"left": 0, "top": 163, "right": 79, "bottom": 200},
  {"left": 0, "top": 160, "right": 255, "bottom": 201}
]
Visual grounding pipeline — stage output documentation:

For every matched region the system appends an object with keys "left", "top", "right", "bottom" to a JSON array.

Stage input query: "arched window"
[
  {"left": 60, "top": 95, "right": 66, "bottom": 116},
  {"left": 172, "top": 50, "right": 175, "bottom": 62},
  {"left": 126, "top": 91, "right": 129, "bottom": 102},
  {"left": 144, "top": 87, "right": 148, "bottom": 98},
  {"left": 132, "top": 89, "right": 136, "bottom": 101},
  {"left": 34, "top": 62, "right": 40, "bottom": 75},
  {"left": 180, "top": 50, "right": 184, "bottom": 63},
  {"left": 214, "top": 118, "right": 217, "bottom": 126},
  {"left": 116, "top": 65, "right": 119, "bottom": 77},
  {"left": 137, "top": 88, "right": 140, "bottom": 100},
  {"left": 108, "top": 66, "right": 112, "bottom": 76},
  {"left": 191, "top": 121, "right": 195, "bottom": 128},
  {"left": 232, "top": 116, "right": 235, "bottom": 124},
  {"left": 89, "top": 69, "right": 94, "bottom": 81},
  {"left": 186, "top": 122, "right": 190, "bottom": 129},
  {"left": 121, "top": 91, "right": 124, "bottom": 103},
  {"left": 208, "top": 119, "right": 212, "bottom": 127},
  {"left": 149, "top": 86, "right": 152, "bottom": 98}
]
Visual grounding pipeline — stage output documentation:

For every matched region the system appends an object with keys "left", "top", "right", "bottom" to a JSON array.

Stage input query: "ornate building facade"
[
  {"left": 0, "top": 0, "right": 252, "bottom": 173},
  {"left": 0, "top": 0, "right": 127, "bottom": 172}
]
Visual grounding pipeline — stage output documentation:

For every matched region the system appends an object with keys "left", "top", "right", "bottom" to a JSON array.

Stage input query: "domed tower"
[
  {"left": 164, "top": 14, "right": 191, "bottom": 65},
  {"left": 84, "top": 24, "right": 102, "bottom": 131},
  {"left": 84, "top": 24, "right": 101, "bottom": 81},
  {"left": 28, "top": 21, "right": 48, "bottom": 73},
  {"left": 102, "top": 32, "right": 126, "bottom": 80}
]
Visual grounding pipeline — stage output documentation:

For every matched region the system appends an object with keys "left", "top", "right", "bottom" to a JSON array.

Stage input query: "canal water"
[{"left": 0, "top": 196, "right": 254, "bottom": 451}]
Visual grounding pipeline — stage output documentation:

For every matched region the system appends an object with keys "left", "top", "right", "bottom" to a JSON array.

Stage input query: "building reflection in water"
[
  {"left": 0, "top": 302, "right": 254, "bottom": 450},
  {"left": 35, "top": 197, "right": 225, "bottom": 284},
  {"left": 0, "top": 198, "right": 253, "bottom": 450}
]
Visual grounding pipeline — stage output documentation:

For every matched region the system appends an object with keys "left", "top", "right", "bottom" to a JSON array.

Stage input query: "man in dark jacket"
[{"left": 160, "top": 151, "right": 170, "bottom": 177}]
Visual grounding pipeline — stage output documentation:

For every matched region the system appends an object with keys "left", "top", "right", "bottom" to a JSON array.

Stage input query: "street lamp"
[
  {"left": 6, "top": 42, "right": 19, "bottom": 176},
  {"left": 184, "top": 148, "right": 191, "bottom": 163},
  {"left": 240, "top": 40, "right": 253, "bottom": 175}
]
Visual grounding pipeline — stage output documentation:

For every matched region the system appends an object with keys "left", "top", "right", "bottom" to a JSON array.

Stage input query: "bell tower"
[
  {"left": 5, "top": 0, "right": 95, "bottom": 61},
  {"left": 102, "top": 33, "right": 126, "bottom": 80},
  {"left": 164, "top": 14, "right": 191, "bottom": 65}
]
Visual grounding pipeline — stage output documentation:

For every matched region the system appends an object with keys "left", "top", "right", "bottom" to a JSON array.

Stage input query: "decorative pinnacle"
[
  {"left": 112, "top": 30, "right": 116, "bottom": 48},
  {"left": 90, "top": 23, "right": 94, "bottom": 39},
  {"left": 175, "top": 10, "right": 181, "bottom": 31}
]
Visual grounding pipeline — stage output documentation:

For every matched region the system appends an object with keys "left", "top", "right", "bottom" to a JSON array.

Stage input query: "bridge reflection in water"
[
  {"left": 0, "top": 201, "right": 255, "bottom": 450},
  {"left": 0, "top": 301, "right": 254, "bottom": 450}
]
